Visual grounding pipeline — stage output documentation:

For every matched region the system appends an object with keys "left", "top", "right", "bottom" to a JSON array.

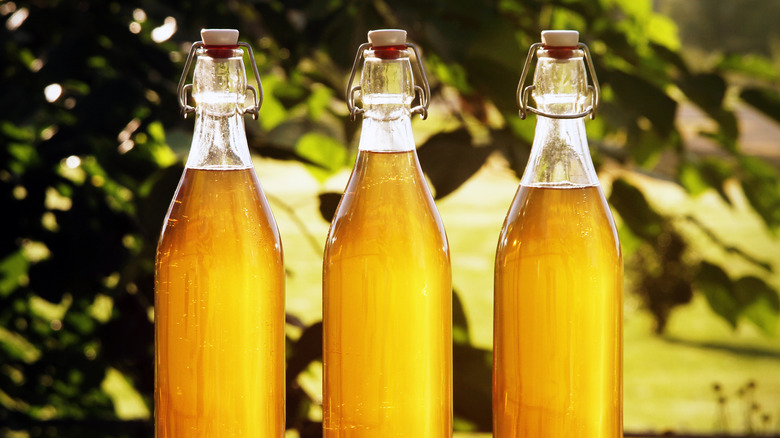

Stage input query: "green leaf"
[
  {"left": 273, "top": 74, "right": 308, "bottom": 106},
  {"left": 8, "top": 143, "right": 40, "bottom": 168},
  {"left": 147, "top": 141, "right": 177, "bottom": 168},
  {"left": 492, "top": 125, "right": 532, "bottom": 179},
  {"left": 645, "top": 14, "right": 681, "bottom": 51},
  {"left": 615, "top": 222, "right": 643, "bottom": 253},
  {"left": 739, "top": 155, "right": 780, "bottom": 229},
  {"left": 417, "top": 130, "right": 493, "bottom": 199},
  {"left": 678, "top": 73, "right": 738, "bottom": 149},
  {"left": 695, "top": 262, "right": 738, "bottom": 328},
  {"left": 294, "top": 133, "right": 348, "bottom": 182},
  {"left": 79, "top": 158, "right": 136, "bottom": 215},
  {"left": 428, "top": 55, "right": 473, "bottom": 94},
  {"left": 627, "top": 125, "right": 665, "bottom": 168},
  {"left": 0, "top": 326, "right": 41, "bottom": 363},
  {"left": 286, "top": 321, "right": 322, "bottom": 382},
  {"left": 734, "top": 276, "right": 780, "bottom": 336},
  {"left": 697, "top": 157, "right": 735, "bottom": 205},
  {"left": 147, "top": 121, "right": 166, "bottom": 144},
  {"left": 741, "top": 87, "right": 780, "bottom": 125},
  {"left": 257, "top": 75, "right": 288, "bottom": 131},
  {"left": 425, "top": 9, "right": 522, "bottom": 115},
  {"left": 306, "top": 84, "right": 333, "bottom": 121},
  {"left": 317, "top": 192, "right": 342, "bottom": 223},
  {"left": 452, "top": 289, "right": 470, "bottom": 345},
  {"left": 679, "top": 73, "right": 726, "bottom": 112},
  {"left": 679, "top": 157, "right": 734, "bottom": 203},
  {"left": 29, "top": 294, "right": 69, "bottom": 321},
  {"left": 606, "top": 69, "right": 677, "bottom": 138},
  {"left": 137, "top": 163, "right": 184, "bottom": 238},
  {"left": 65, "top": 311, "right": 96, "bottom": 335},
  {"left": 0, "top": 250, "right": 29, "bottom": 297},
  {"left": 1, "top": 121, "right": 35, "bottom": 142},
  {"left": 549, "top": 9, "right": 587, "bottom": 38},
  {"left": 608, "top": 178, "right": 664, "bottom": 241},
  {"left": 453, "top": 344, "right": 492, "bottom": 431},
  {"left": 720, "top": 55, "right": 778, "bottom": 82},
  {"left": 609, "top": 0, "right": 651, "bottom": 19},
  {"left": 649, "top": 42, "right": 689, "bottom": 74},
  {"left": 101, "top": 367, "right": 150, "bottom": 420},
  {"left": 678, "top": 161, "right": 709, "bottom": 197},
  {"left": 267, "top": 118, "right": 343, "bottom": 156}
]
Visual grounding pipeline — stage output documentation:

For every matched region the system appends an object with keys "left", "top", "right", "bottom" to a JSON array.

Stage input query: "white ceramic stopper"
[
  {"left": 201, "top": 29, "right": 239, "bottom": 45},
  {"left": 368, "top": 29, "right": 407, "bottom": 47},
  {"left": 541, "top": 30, "right": 579, "bottom": 47}
]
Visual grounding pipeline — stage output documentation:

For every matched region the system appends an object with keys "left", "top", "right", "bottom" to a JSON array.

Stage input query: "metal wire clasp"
[
  {"left": 345, "top": 42, "right": 431, "bottom": 121},
  {"left": 516, "top": 42, "right": 600, "bottom": 120},
  {"left": 176, "top": 41, "right": 264, "bottom": 120}
]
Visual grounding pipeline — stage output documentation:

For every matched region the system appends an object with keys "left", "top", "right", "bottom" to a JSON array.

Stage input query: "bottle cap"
[
  {"left": 368, "top": 29, "right": 407, "bottom": 47},
  {"left": 541, "top": 30, "right": 579, "bottom": 47},
  {"left": 201, "top": 29, "right": 239, "bottom": 46}
]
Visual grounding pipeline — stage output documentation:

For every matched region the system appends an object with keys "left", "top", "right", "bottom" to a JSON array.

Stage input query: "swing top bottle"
[
  {"left": 493, "top": 30, "right": 623, "bottom": 438},
  {"left": 323, "top": 29, "right": 453, "bottom": 437},
  {"left": 155, "top": 29, "right": 285, "bottom": 438}
]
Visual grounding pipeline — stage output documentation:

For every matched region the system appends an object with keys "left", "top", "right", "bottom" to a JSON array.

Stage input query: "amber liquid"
[
  {"left": 323, "top": 150, "right": 452, "bottom": 437},
  {"left": 155, "top": 168, "right": 284, "bottom": 437},
  {"left": 494, "top": 184, "right": 622, "bottom": 438}
]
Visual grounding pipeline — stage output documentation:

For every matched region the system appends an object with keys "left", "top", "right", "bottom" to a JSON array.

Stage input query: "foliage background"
[{"left": 1, "top": 0, "right": 779, "bottom": 436}]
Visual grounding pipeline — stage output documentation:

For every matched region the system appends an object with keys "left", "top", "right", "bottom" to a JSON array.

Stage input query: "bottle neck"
[
  {"left": 358, "top": 117, "right": 415, "bottom": 152},
  {"left": 521, "top": 47, "right": 598, "bottom": 187},
  {"left": 185, "top": 47, "right": 253, "bottom": 169},
  {"left": 358, "top": 47, "right": 416, "bottom": 152}
]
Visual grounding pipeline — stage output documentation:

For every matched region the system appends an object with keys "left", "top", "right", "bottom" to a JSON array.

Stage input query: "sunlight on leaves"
[
  {"left": 88, "top": 295, "right": 114, "bottom": 324},
  {"left": 295, "top": 133, "right": 347, "bottom": 182},
  {"left": 101, "top": 368, "right": 150, "bottom": 420},
  {"left": 0, "top": 327, "right": 40, "bottom": 363}
]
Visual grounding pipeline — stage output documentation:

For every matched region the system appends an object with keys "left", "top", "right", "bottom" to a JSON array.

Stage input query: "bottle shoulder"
[
  {"left": 159, "top": 167, "right": 281, "bottom": 247},
  {"left": 186, "top": 112, "right": 253, "bottom": 168},
  {"left": 325, "top": 151, "right": 448, "bottom": 255},
  {"left": 498, "top": 184, "right": 619, "bottom": 254},
  {"left": 521, "top": 117, "right": 599, "bottom": 187},
  {"left": 331, "top": 151, "right": 440, "bottom": 219}
]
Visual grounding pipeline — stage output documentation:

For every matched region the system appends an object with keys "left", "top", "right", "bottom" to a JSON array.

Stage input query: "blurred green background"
[{"left": 1, "top": 0, "right": 779, "bottom": 437}]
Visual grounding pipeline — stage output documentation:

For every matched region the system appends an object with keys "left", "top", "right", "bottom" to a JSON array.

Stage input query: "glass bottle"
[
  {"left": 493, "top": 30, "right": 623, "bottom": 437},
  {"left": 155, "top": 29, "right": 284, "bottom": 437},
  {"left": 323, "top": 29, "right": 452, "bottom": 437}
]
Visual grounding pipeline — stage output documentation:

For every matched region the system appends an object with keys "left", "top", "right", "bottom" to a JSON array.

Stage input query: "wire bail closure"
[
  {"left": 345, "top": 42, "right": 431, "bottom": 122},
  {"left": 516, "top": 42, "right": 600, "bottom": 120},
  {"left": 177, "top": 41, "right": 264, "bottom": 120}
]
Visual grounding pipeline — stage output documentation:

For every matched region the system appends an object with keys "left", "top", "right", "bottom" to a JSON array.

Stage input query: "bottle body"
[
  {"left": 155, "top": 39, "right": 285, "bottom": 437},
  {"left": 494, "top": 183, "right": 622, "bottom": 437},
  {"left": 323, "top": 35, "right": 452, "bottom": 437},
  {"left": 155, "top": 168, "right": 284, "bottom": 437},
  {"left": 323, "top": 148, "right": 452, "bottom": 437},
  {"left": 493, "top": 35, "right": 622, "bottom": 438}
]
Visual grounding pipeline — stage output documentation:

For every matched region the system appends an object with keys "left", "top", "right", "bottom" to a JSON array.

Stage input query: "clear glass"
[
  {"left": 494, "top": 47, "right": 623, "bottom": 437},
  {"left": 524, "top": 48, "right": 596, "bottom": 188},
  {"left": 155, "top": 48, "right": 285, "bottom": 437},
  {"left": 323, "top": 48, "right": 453, "bottom": 437},
  {"left": 186, "top": 47, "right": 251, "bottom": 168}
]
